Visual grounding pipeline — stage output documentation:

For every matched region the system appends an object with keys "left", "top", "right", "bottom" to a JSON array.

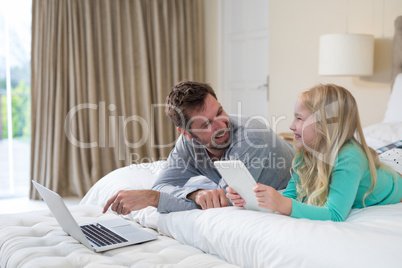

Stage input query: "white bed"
[
  {"left": 362, "top": 15, "right": 402, "bottom": 149},
  {"left": 80, "top": 162, "right": 402, "bottom": 267},
  {"left": 2, "top": 16, "right": 402, "bottom": 268},
  {"left": 0, "top": 205, "right": 237, "bottom": 268},
  {"left": 362, "top": 72, "right": 402, "bottom": 149},
  {"left": 0, "top": 162, "right": 237, "bottom": 268},
  {"left": 2, "top": 152, "right": 402, "bottom": 268}
]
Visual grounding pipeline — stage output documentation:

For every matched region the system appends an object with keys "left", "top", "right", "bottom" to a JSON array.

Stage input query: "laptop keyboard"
[{"left": 81, "top": 223, "right": 128, "bottom": 247}]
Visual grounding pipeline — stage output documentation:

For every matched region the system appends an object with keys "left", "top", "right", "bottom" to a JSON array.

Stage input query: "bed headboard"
[{"left": 392, "top": 16, "right": 402, "bottom": 85}]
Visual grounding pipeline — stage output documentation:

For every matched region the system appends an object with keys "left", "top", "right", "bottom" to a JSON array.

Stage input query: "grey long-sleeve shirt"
[{"left": 152, "top": 115, "right": 295, "bottom": 213}]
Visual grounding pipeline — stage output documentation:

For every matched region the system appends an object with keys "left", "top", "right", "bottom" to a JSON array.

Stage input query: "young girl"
[{"left": 227, "top": 84, "right": 402, "bottom": 221}]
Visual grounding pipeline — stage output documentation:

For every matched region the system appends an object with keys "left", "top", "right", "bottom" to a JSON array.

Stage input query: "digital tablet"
[{"left": 214, "top": 160, "right": 273, "bottom": 213}]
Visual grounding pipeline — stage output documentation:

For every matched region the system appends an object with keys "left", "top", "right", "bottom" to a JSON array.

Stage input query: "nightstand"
[{"left": 278, "top": 132, "right": 294, "bottom": 143}]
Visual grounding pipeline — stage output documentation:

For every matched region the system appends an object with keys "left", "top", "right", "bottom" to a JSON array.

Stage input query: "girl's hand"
[
  {"left": 253, "top": 183, "right": 292, "bottom": 215},
  {"left": 226, "top": 186, "right": 245, "bottom": 207}
]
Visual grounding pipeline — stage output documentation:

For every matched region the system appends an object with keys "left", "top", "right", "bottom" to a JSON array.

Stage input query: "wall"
[
  {"left": 204, "top": 0, "right": 219, "bottom": 92},
  {"left": 204, "top": 0, "right": 402, "bottom": 133},
  {"left": 269, "top": 0, "right": 402, "bottom": 133},
  {"left": 269, "top": 0, "right": 402, "bottom": 132}
]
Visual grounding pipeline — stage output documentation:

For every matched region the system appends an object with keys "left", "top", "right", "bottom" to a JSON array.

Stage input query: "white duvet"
[
  {"left": 153, "top": 204, "right": 402, "bottom": 267},
  {"left": 80, "top": 162, "right": 402, "bottom": 268}
]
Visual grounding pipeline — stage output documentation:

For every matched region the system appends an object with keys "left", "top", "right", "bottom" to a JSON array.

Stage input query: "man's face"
[{"left": 186, "top": 94, "right": 231, "bottom": 150}]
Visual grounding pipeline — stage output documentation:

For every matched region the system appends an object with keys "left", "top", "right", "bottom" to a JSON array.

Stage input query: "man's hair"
[{"left": 165, "top": 81, "right": 217, "bottom": 129}]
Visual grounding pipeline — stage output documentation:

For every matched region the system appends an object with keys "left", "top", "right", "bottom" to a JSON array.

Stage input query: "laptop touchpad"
[{"left": 113, "top": 225, "right": 140, "bottom": 234}]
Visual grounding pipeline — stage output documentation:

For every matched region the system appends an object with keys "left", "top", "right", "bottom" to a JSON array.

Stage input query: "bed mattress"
[{"left": 0, "top": 205, "right": 237, "bottom": 268}]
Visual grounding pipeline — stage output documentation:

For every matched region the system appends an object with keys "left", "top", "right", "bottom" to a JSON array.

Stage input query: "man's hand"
[
  {"left": 225, "top": 186, "right": 245, "bottom": 207},
  {"left": 187, "top": 189, "right": 229, "bottom": 210},
  {"left": 102, "top": 190, "right": 160, "bottom": 215}
]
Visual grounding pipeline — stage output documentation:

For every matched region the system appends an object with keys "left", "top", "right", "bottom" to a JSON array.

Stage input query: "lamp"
[{"left": 318, "top": 33, "right": 374, "bottom": 76}]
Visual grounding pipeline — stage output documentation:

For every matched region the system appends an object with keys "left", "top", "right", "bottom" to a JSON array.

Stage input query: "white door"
[{"left": 219, "top": 0, "right": 269, "bottom": 119}]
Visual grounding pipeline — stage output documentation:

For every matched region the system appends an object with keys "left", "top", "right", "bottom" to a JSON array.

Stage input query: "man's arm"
[
  {"left": 187, "top": 188, "right": 229, "bottom": 210},
  {"left": 103, "top": 190, "right": 160, "bottom": 215},
  {"left": 152, "top": 166, "right": 227, "bottom": 212},
  {"left": 152, "top": 136, "right": 228, "bottom": 212},
  {"left": 102, "top": 189, "right": 205, "bottom": 214},
  {"left": 151, "top": 155, "right": 202, "bottom": 205}
]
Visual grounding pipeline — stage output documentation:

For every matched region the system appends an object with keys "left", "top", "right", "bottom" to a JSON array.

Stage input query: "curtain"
[{"left": 30, "top": 0, "right": 205, "bottom": 198}]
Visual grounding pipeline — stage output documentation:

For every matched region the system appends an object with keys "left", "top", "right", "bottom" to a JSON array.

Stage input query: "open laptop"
[
  {"left": 214, "top": 160, "right": 272, "bottom": 213},
  {"left": 32, "top": 181, "right": 157, "bottom": 252}
]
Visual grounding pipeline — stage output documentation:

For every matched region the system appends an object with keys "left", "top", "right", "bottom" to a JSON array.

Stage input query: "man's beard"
[{"left": 190, "top": 126, "right": 231, "bottom": 150}]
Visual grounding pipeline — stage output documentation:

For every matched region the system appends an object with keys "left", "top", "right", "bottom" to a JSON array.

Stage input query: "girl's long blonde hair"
[{"left": 293, "top": 84, "right": 382, "bottom": 206}]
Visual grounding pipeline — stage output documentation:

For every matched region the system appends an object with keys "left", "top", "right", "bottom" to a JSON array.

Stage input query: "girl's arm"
[
  {"left": 257, "top": 143, "right": 365, "bottom": 221},
  {"left": 250, "top": 172, "right": 298, "bottom": 215},
  {"left": 254, "top": 184, "right": 293, "bottom": 215},
  {"left": 286, "top": 146, "right": 365, "bottom": 221}
]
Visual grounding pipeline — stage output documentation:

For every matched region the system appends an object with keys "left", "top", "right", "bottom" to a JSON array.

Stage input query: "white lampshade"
[{"left": 318, "top": 34, "right": 374, "bottom": 76}]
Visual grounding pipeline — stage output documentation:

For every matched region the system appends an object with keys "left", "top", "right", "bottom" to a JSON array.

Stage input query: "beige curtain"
[{"left": 30, "top": 0, "right": 205, "bottom": 198}]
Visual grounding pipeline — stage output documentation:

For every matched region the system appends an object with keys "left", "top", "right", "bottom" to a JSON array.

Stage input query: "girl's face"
[{"left": 289, "top": 97, "right": 317, "bottom": 150}]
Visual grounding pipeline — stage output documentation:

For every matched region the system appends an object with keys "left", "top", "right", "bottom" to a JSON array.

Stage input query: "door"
[{"left": 219, "top": 0, "right": 269, "bottom": 119}]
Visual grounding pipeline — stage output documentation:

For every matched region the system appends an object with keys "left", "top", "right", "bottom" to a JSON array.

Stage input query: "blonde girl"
[{"left": 227, "top": 84, "right": 402, "bottom": 221}]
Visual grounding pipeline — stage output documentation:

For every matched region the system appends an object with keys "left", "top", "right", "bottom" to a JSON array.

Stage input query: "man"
[{"left": 103, "top": 81, "right": 295, "bottom": 214}]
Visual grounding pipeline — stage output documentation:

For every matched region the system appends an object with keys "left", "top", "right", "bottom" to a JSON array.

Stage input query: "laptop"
[
  {"left": 32, "top": 180, "right": 157, "bottom": 252},
  {"left": 214, "top": 160, "right": 272, "bottom": 213}
]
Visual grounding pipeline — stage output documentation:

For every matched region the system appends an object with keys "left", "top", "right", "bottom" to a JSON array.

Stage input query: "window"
[{"left": 0, "top": 0, "right": 32, "bottom": 198}]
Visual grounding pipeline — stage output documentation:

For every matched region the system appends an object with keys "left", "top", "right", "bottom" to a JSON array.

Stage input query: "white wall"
[
  {"left": 204, "top": 0, "right": 402, "bottom": 133},
  {"left": 269, "top": 0, "right": 402, "bottom": 133}
]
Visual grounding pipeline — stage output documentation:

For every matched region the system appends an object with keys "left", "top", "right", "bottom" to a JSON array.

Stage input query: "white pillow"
[
  {"left": 363, "top": 122, "right": 402, "bottom": 145},
  {"left": 383, "top": 73, "right": 402, "bottom": 123},
  {"left": 80, "top": 161, "right": 167, "bottom": 207}
]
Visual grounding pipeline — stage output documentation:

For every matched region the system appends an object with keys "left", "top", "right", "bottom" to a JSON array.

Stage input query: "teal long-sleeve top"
[{"left": 283, "top": 140, "right": 402, "bottom": 221}]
